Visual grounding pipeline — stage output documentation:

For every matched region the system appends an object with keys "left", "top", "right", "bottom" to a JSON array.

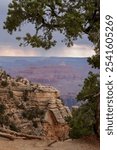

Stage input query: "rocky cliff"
[{"left": 0, "top": 69, "right": 72, "bottom": 140}]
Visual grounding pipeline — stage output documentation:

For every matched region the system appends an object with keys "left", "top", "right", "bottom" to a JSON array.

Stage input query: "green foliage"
[
  {"left": 0, "top": 104, "right": 6, "bottom": 114},
  {"left": 11, "top": 82, "right": 16, "bottom": 87},
  {"left": 16, "top": 102, "right": 25, "bottom": 109},
  {"left": 0, "top": 111, "right": 20, "bottom": 132},
  {"left": 16, "top": 76, "right": 23, "bottom": 82},
  {"left": 67, "top": 103, "right": 96, "bottom": 138},
  {"left": 0, "top": 104, "right": 10, "bottom": 126},
  {"left": 4, "top": 0, "right": 100, "bottom": 138},
  {"left": 88, "top": 54, "right": 100, "bottom": 69},
  {"left": 0, "top": 115, "right": 10, "bottom": 126},
  {"left": 4, "top": 0, "right": 100, "bottom": 51},
  {"left": 0, "top": 103, "right": 20, "bottom": 131},
  {"left": 10, "top": 122, "right": 20, "bottom": 132},
  {"left": 8, "top": 90, "right": 14, "bottom": 98},
  {"left": 1, "top": 80, "right": 9, "bottom": 87},
  {"left": 4, "top": 0, "right": 100, "bottom": 68},
  {"left": 66, "top": 72, "right": 99, "bottom": 139},
  {"left": 32, "top": 121, "right": 38, "bottom": 128},
  {"left": 77, "top": 72, "right": 99, "bottom": 101},
  {"left": 22, "top": 108, "right": 45, "bottom": 120},
  {"left": 22, "top": 90, "right": 29, "bottom": 101},
  {"left": 0, "top": 70, "right": 7, "bottom": 79}
]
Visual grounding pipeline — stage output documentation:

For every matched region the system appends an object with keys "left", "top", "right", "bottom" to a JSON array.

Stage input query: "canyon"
[{"left": 0, "top": 57, "right": 98, "bottom": 108}]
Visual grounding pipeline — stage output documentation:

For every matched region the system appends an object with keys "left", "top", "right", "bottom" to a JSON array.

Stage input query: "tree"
[
  {"left": 4, "top": 0, "right": 100, "bottom": 138},
  {"left": 4, "top": 0, "right": 99, "bottom": 50},
  {"left": 66, "top": 72, "right": 99, "bottom": 138},
  {"left": 4, "top": 0, "right": 100, "bottom": 68},
  {"left": 77, "top": 72, "right": 99, "bottom": 101},
  {"left": 67, "top": 102, "right": 96, "bottom": 138}
]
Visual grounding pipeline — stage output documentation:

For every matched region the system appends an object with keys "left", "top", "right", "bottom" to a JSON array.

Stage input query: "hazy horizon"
[{"left": 0, "top": 56, "right": 89, "bottom": 58}]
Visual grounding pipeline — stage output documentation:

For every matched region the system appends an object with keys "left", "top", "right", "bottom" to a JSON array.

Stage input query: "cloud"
[
  {"left": 0, "top": 45, "right": 40, "bottom": 57},
  {"left": 61, "top": 44, "right": 95, "bottom": 57},
  {"left": 0, "top": 44, "right": 95, "bottom": 57},
  {"left": 42, "top": 44, "right": 95, "bottom": 57}
]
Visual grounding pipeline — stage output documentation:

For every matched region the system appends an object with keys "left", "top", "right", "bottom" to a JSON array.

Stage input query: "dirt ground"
[{"left": 0, "top": 135, "right": 100, "bottom": 150}]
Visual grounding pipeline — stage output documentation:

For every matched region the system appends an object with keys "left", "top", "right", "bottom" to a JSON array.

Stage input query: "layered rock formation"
[{"left": 0, "top": 69, "right": 72, "bottom": 140}]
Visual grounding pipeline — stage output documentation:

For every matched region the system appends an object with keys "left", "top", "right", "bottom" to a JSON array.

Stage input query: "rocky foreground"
[
  {"left": 0, "top": 135, "right": 99, "bottom": 150},
  {"left": 0, "top": 69, "right": 72, "bottom": 140}
]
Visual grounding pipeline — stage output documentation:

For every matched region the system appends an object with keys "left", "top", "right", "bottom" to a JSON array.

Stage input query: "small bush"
[
  {"left": 16, "top": 76, "right": 23, "bottom": 82},
  {"left": 22, "top": 90, "right": 29, "bottom": 101},
  {"left": 8, "top": 90, "right": 14, "bottom": 98},
  {"left": 32, "top": 121, "right": 38, "bottom": 128},
  {"left": 10, "top": 122, "right": 20, "bottom": 132},
  {"left": 67, "top": 103, "right": 95, "bottom": 139},
  {"left": 16, "top": 103, "right": 25, "bottom": 109},
  {"left": 0, "top": 104, "right": 6, "bottom": 114},
  {"left": 11, "top": 82, "right": 16, "bottom": 86},
  {"left": 0, "top": 115, "right": 10, "bottom": 126},
  {"left": 22, "top": 108, "right": 45, "bottom": 120},
  {"left": 1, "top": 80, "right": 8, "bottom": 87}
]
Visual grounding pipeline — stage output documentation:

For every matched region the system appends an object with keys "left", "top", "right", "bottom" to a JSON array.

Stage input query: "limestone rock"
[{"left": 0, "top": 69, "right": 71, "bottom": 140}]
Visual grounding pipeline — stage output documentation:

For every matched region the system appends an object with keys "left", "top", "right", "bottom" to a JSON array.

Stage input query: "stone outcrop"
[{"left": 0, "top": 69, "right": 72, "bottom": 140}]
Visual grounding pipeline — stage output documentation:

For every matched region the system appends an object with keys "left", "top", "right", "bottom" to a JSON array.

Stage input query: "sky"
[{"left": 0, "top": 0, "right": 95, "bottom": 57}]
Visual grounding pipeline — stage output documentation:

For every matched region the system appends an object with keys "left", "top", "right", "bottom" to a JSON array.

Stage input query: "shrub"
[
  {"left": 16, "top": 76, "right": 23, "bottom": 82},
  {"left": 70, "top": 72, "right": 100, "bottom": 138},
  {"left": 22, "top": 108, "right": 45, "bottom": 120},
  {"left": 67, "top": 103, "right": 95, "bottom": 139},
  {"left": 11, "top": 82, "right": 16, "bottom": 86},
  {"left": 32, "top": 121, "right": 38, "bottom": 128},
  {"left": 22, "top": 90, "right": 29, "bottom": 101},
  {"left": 1, "top": 80, "right": 8, "bottom": 87},
  {"left": 0, "top": 104, "right": 6, "bottom": 114},
  {"left": 10, "top": 122, "right": 20, "bottom": 132},
  {"left": 8, "top": 90, "right": 14, "bottom": 98},
  {"left": 0, "top": 115, "right": 10, "bottom": 126}
]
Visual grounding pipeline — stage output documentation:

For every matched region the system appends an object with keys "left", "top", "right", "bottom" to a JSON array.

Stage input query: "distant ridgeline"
[{"left": 0, "top": 57, "right": 99, "bottom": 108}]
